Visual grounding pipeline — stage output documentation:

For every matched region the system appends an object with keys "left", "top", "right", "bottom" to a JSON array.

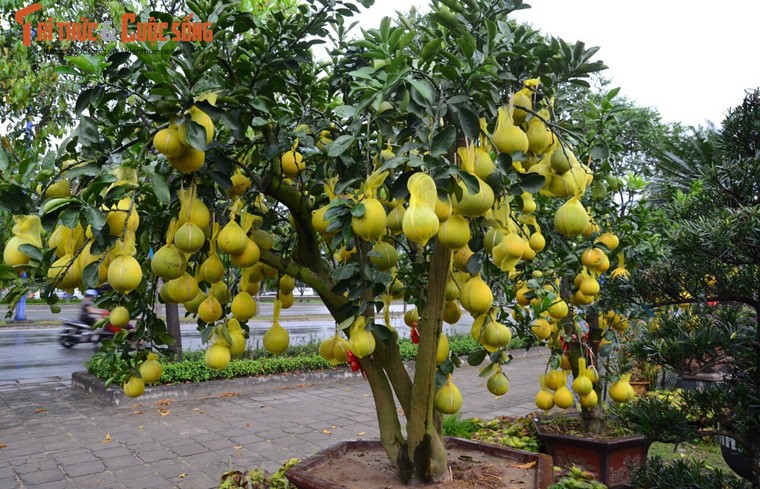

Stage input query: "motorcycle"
[{"left": 58, "top": 309, "right": 134, "bottom": 348}]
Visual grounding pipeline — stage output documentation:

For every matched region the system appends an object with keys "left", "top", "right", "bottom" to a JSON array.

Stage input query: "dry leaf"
[
  {"left": 298, "top": 384, "right": 305, "bottom": 388},
  {"left": 101, "top": 434, "right": 112, "bottom": 443},
  {"left": 234, "top": 445, "right": 243, "bottom": 449},
  {"left": 322, "top": 429, "right": 332, "bottom": 435},
  {"left": 220, "top": 392, "right": 239, "bottom": 397},
  {"left": 178, "top": 473, "right": 186, "bottom": 479},
  {"left": 192, "top": 408, "right": 206, "bottom": 413},
  {"left": 0, "top": 444, "right": 7, "bottom": 449},
  {"left": 159, "top": 409, "right": 172, "bottom": 416},
  {"left": 330, "top": 425, "right": 337, "bottom": 429},
  {"left": 137, "top": 426, "right": 144, "bottom": 430},
  {"left": 132, "top": 410, "right": 144, "bottom": 415},
  {"left": 35, "top": 408, "right": 46, "bottom": 413},
  {"left": 245, "top": 423, "right": 251, "bottom": 428},
  {"left": 357, "top": 432, "right": 366, "bottom": 437},
  {"left": 516, "top": 461, "right": 536, "bottom": 470},
  {"left": 362, "top": 394, "right": 369, "bottom": 397},
  {"left": 156, "top": 399, "right": 172, "bottom": 406}
]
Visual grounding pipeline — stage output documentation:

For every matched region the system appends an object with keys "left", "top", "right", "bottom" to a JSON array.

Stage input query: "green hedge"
[{"left": 86, "top": 334, "right": 526, "bottom": 385}]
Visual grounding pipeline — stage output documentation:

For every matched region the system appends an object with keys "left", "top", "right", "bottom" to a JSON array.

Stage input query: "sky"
[{"left": 352, "top": 0, "right": 760, "bottom": 127}]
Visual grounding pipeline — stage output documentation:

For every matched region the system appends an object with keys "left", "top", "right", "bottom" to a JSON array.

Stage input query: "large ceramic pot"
[
  {"left": 533, "top": 417, "right": 649, "bottom": 489},
  {"left": 716, "top": 434, "right": 752, "bottom": 480},
  {"left": 285, "top": 437, "right": 554, "bottom": 489}
]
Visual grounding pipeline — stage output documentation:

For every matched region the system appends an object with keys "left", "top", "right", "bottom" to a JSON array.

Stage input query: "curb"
[{"left": 72, "top": 367, "right": 361, "bottom": 407}]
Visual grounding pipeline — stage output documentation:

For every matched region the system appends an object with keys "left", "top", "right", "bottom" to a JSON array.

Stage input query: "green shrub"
[
  {"left": 630, "top": 456, "right": 751, "bottom": 489},
  {"left": 549, "top": 466, "right": 607, "bottom": 489}
]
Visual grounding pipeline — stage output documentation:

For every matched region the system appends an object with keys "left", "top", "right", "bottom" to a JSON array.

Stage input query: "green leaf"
[
  {"left": 590, "top": 145, "right": 609, "bottom": 160},
  {"left": 0, "top": 264, "right": 19, "bottom": 281},
  {"left": 479, "top": 363, "right": 496, "bottom": 378},
  {"left": 17, "top": 244, "right": 42, "bottom": 261},
  {"left": 351, "top": 202, "right": 365, "bottom": 218},
  {"left": 371, "top": 323, "right": 393, "bottom": 341},
  {"left": 65, "top": 55, "right": 96, "bottom": 74},
  {"left": 439, "top": 358, "right": 455, "bottom": 375},
  {"left": 431, "top": 126, "right": 457, "bottom": 157},
  {"left": 518, "top": 172, "right": 546, "bottom": 194},
  {"left": 407, "top": 77, "right": 435, "bottom": 104},
  {"left": 182, "top": 120, "right": 208, "bottom": 150},
  {"left": 81, "top": 260, "right": 101, "bottom": 289},
  {"left": 467, "top": 348, "right": 487, "bottom": 366},
  {"left": 150, "top": 173, "right": 170, "bottom": 205},
  {"left": 0, "top": 148, "right": 7, "bottom": 172},
  {"left": 327, "top": 135, "right": 355, "bottom": 158},
  {"left": 465, "top": 253, "right": 483, "bottom": 275},
  {"left": 337, "top": 315, "right": 355, "bottom": 330},
  {"left": 456, "top": 107, "right": 480, "bottom": 141},
  {"left": 83, "top": 207, "right": 106, "bottom": 231}
]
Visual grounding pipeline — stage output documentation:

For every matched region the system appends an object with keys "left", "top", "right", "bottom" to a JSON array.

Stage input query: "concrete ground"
[{"left": 0, "top": 350, "right": 549, "bottom": 489}]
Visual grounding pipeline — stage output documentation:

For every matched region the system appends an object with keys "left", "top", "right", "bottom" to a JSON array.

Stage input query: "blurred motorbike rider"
[{"left": 79, "top": 289, "right": 100, "bottom": 326}]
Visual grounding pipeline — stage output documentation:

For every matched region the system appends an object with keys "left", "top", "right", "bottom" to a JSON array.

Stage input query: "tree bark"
[
  {"left": 165, "top": 302, "right": 182, "bottom": 361},
  {"left": 406, "top": 240, "right": 451, "bottom": 482}
]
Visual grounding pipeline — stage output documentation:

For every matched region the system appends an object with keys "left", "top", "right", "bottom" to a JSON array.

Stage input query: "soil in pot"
[{"left": 288, "top": 439, "right": 553, "bottom": 489}]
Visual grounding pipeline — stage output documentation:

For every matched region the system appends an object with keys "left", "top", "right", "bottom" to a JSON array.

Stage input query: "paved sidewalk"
[{"left": 0, "top": 350, "right": 549, "bottom": 489}]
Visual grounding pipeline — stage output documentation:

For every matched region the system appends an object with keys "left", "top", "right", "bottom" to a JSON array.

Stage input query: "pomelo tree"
[{"left": 0, "top": 0, "right": 647, "bottom": 482}]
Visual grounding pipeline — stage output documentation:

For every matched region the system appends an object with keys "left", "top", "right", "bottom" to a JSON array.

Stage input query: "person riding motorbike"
[{"left": 79, "top": 289, "right": 100, "bottom": 327}]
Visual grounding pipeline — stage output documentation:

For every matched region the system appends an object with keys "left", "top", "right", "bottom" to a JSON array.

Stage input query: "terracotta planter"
[
  {"left": 533, "top": 417, "right": 649, "bottom": 489},
  {"left": 285, "top": 437, "right": 554, "bottom": 489},
  {"left": 629, "top": 380, "right": 649, "bottom": 396},
  {"left": 675, "top": 372, "right": 723, "bottom": 390}
]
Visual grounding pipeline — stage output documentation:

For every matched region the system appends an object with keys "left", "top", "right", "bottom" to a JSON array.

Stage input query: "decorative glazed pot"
[{"left": 533, "top": 417, "right": 649, "bottom": 489}]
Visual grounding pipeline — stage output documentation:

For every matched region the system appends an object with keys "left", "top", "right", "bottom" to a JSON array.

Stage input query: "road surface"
[{"left": 0, "top": 302, "right": 473, "bottom": 381}]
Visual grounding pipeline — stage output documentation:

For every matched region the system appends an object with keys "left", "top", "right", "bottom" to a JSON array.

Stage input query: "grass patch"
[{"left": 648, "top": 440, "right": 731, "bottom": 473}]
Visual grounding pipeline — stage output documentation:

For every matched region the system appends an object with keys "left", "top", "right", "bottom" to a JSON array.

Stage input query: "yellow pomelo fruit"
[
  {"left": 3, "top": 236, "right": 32, "bottom": 266},
  {"left": 105, "top": 198, "right": 139, "bottom": 237},
  {"left": 402, "top": 204, "right": 439, "bottom": 247},
  {"left": 609, "top": 380, "right": 633, "bottom": 404},
  {"left": 581, "top": 248, "right": 606, "bottom": 269},
  {"left": 349, "top": 319, "right": 375, "bottom": 359},
  {"left": 177, "top": 198, "right": 211, "bottom": 230},
  {"left": 218, "top": 220, "right": 248, "bottom": 255},
  {"left": 386, "top": 204, "right": 406, "bottom": 235},
  {"left": 529, "top": 232, "right": 545, "bottom": 252},
  {"left": 139, "top": 353, "right": 163, "bottom": 384},
  {"left": 229, "top": 172, "right": 251, "bottom": 197},
  {"left": 597, "top": 232, "right": 619, "bottom": 250},
  {"left": 123, "top": 375, "right": 145, "bottom": 398},
  {"left": 531, "top": 318, "right": 552, "bottom": 340},
  {"left": 436, "top": 333, "right": 449, "bottom": 365},
  {"left": 482, "top": 321, "right": 511, "bottom": 351},
  {"left": 166, "top": 273, "right": 200, "bottom": 303},
  {"left": 572, "top": 374, "right": 593, "bottom": 396},
  {"left": 554, "top": 197, "right": 589, "bottom": 238},
  {"left": 177, "top": 106, "right": 214, "bottom": 144},
  {"left": 580, "top": 277, "right": 600, "bottom": 297},
  {"left": 437, "top": 213, "right": 471, "bottom": 250},
  {"left": 231, "top": 291, "right": 257, "bottom": 321},
  {"left": 580, "top": 390, "right": 598, "bottom": 408},
  {"left": 351, "top": 198, "right": 387, "bottom": 242},
  {"left": 174, "top": 222, "right": 205, "bottom": 254},
  {"left": 474, "top": 149, "right": 495, "bottom": 180},
  {"left": 535, "top": 389, "right": 555, "bottom": 412},
  {"left": 434, "top": 195, "right": 453, "bottom": 222},
  {"left": 263, "top": 323, "right": 289, "bottom": 355},
  {"left": 487, "top": 371, "right": 509, "bottom": 396},
  {"left": 199, "top": 254, "right": 225, "bottom": 283},
  {"left": 153, "top": 125, "right": 186, "bottom": 158},
  {"left": 545, "top": 370, "right": 566, "bottom": 391},
  {"left": 229, "top": 331, "right": 246, "bottom": 358},
  {"left": 459, "top": 275, "right": 493, "bottom": 315},
  {"left": 250, "top": 229, "right": 274, "bottom": 251},
  {"left": 452, "top": 178, "right": 495, "bottom": 218},
  {"left": 550, "top": 146, "right": 574, "bottom": 174},
  {"left": 554, "top": 386, "right": 574, "bottom": 409},
  {"left": 369, "top": 240, "right": 398, "bottom": 271},
  {"left": 435, "top": 379, "right": 462, "bottom": 415},
  {"left": 404, "top": 307, "right": 419, "bottom": 327},
  {"left": 444, "top": 279, "right": 459, "bottom": 301},
  {"left": 483, "top": 228, "right": 505, "bottom": 255},
  {"left": 548, "top": 300, "right": 569, "bottom": 320},
  {"left": 204, "top": 344, "right": 231, "bottom": 370},
  {"left": 279, "top": 291, "right": 294, "bottom": 309},
  {"left": 43, "top": 179, "right": 71, "bottom": 199},
  {"left": 454, "top": 246, "right": 473, "bottom": 271},
  {"left": 512, "top": 90, "right": 532, "bottom": 125},
  {"left": 198, "top": 295, "right": 222, "bottom": 323},
  {"left": 493, "top": 124, "right": 529, "bottom": 155},
  {"left": 443, "top": 300, "right": 462, "bottom": 325},
  {"left": 312, "top": 205, "right": 331, "bottom": 236},
  {"left": 230, "top": 239, "right": 261, "bottom": 268},
  {"left": 151, "top": 244, "right": 187, "bottom": 280},
  {"left": 183, "top": 291, "right": 206, "bottom": 313},
  {"left": 109, "top": 306, "right": 130, "bottom": 328},
  {"left": 168, "top": 146, "right": 205, "bottom": 173},
  {"left": 210, "top": 281, "right": 230, "bottom": 305},
  {"left": 108, "top": 255, "right": 142, "bottom": 293},
  {"left": 279, "top": 275, "right": 295, "bottom": 294},
  {"left": 281, "top": 150, "right": 305, "bottom": 179}
]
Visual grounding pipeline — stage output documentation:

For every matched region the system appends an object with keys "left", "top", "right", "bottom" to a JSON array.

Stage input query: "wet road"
[{"left": 0, "top": 302, "right": 473, "bottom": 381}]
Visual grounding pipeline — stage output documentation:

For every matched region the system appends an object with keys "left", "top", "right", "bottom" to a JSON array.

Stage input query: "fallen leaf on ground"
[
  {"left": 220, "top": 392, "right": 238, "bottom": 397},
  {"left": 357, "top": 432, "right": 365, "bottom": 437},
  {"left": 234, "top": 445, "right": 242, "bottom": 449},
  {"left": 137, "top": 426, "right": 144, "bottom": 430},
  {"left": 322, "top": 429, "right": 332, "bottom": 435},
  {"left": 156, "top": 399, "right": 172, "bottom": 406},
  {"left": 35, "top": 408, "right": 46, "bottom": 413},
  {"left": 179, "top": 473, "right": 186, "bottom": 479},
  {"left": 132, "top": 410, "right": 144, "bottom": 415},
  {"left": 330, "top": 425, "right": 337, "bottom": 429},
  {"left": 516, "top": 461, "right": 536, "bottom": 469},
  {"left": 0, "top": 444, "right": 7, "bottom": 449},
  {"left": 101, "top": 434, "right": 112, "bottom": 443},
  {"left": 159, "top": 409, "right": 172, "bottom": 416},
  {"left": 192, "top": 408, "right": 206, "bottom": 413},
  {"left": 245, "top": 423, "right": 251, "bottom": 428}
]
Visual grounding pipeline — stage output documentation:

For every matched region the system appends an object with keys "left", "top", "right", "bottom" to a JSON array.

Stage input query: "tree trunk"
[
  {"left": 752, "top": 305, "right": 760, "bottom": 487},
  {"left": 406, "top": 240, "right": 451, "bottom": 482},
  {"left": 165, "top": 303, "right": 182, "bottom": 361},
  {"left": 582, "top": 310, "right": 603, "bottom": 433}
]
